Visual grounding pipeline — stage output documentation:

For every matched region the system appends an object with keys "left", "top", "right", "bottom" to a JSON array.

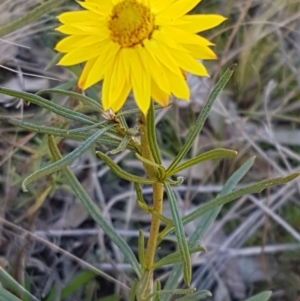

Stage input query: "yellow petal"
[
  {"left": 83, "top": 41, "right": 120, "bottom": 89},
  {"left": 178, "top": 15, "right": 227, "bottom": 33},
  {"left": 57, "top": 11, "right": 100, "bottom": 24},
  {"left": 183, "top": 44, "right": 217, "bottom": 60},
  {"left": 149, "top": 0, "right": 176, "bottom": 14},
  {"left": 151, "top": 80, "right": 170, "bottom": 107},
  {"left": 78, "top": 58, "right": 98, "bottom": 89},
  {"left": 164, "top": 67, "right": 190, "bottom": 100},
  {"left": 171, "top": 51, "right": 209, "bottom": 76},
  {"left": 57, "top": 40, "right": 108, "bottom": 66},
  {"left": 55, "top": 24, "right": 106, "bottom": 36},
  {"left": 101, "top": 60, "right": 116, "bottom": 110},
  {"left": 159, "top": 0, "right": 201, "bottom": 19},
  {"left": 137, "top": 46, "right": 170, "bottom": 94},
  {"left": 55, "top": 34, "right": 108, "bottom": 53},
  {"left": 144, "top": 38, "right": 181, "bottom": 76},
  {"left": 110, "top": 80, "right": 131, "bottom": 112},
  {"left": 162, "top": 26, "right": 214, "bottom": 47},
  {"left": 77, "top": 1, "right": 112, "bottom": 16},
  {"left": 128, "top": 48, "right": 151, "bottom": 115}
]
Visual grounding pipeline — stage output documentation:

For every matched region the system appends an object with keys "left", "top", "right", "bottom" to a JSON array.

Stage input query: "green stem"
[{"left": 139, "top": 112, "right": 164, "bottom": 297}]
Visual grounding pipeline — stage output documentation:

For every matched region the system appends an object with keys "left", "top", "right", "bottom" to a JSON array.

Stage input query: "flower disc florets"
[{"left": 108, "top": 0, "right": 154, "bottom": 47}]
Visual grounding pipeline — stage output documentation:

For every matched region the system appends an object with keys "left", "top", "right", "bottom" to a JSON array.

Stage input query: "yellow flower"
[{"left": 55, "top": 0, "right": 226, "bottom": 115}]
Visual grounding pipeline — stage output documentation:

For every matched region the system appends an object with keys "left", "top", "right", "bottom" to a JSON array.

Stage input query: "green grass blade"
[
  {"left": 166, "top": 148, "right": 237, "bottom": 177},
  {"left": 165, "top": 182, "right": 191, "bottom": 286},
  {"left": 0, "top": 87, "right": 97, "bottom": 125},
  {"left": 22, "top": 125, "right": 115, "bottom": 192},
  {"left": 147, "top": 101, "right": 161, "bottom": 164},
  {"left": 37, "top": 89, "right": 102, "bottom": 111},
  {"left": 48, "top": 135, "right": 142, "bottom": 279},
  {"left": 0, "top": 268, "right": 39, "bottom": 301},
  {"left": 0, "top": 287, "right": 23, "bottom": 301},
  {"left": 61, "top": 271, "right": 97, "bottom": 299},
  {"left": 167, "top": 66, "right": 235, "bottom": 174},
  {"left": 244, "top": 291, "right": 272, "bottom": 301},
  {"left": 0, "top": 0, "right": 64, "bottom": 38}
]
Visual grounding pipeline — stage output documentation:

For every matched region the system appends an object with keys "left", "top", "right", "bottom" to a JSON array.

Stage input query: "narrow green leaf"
[
  {"left": 67, "top": 121, "right": 108, "bottom": 133},
  {"left": 166, "top": 148, "right": 237, "bottom": 177},
  {"left": 37, "top": 89, "right": 102, "bottom": 111},
  {"left": 167, "top": 66, "right": 235, "bottom": 173},
  {"left": 0, "top": 87, "right": 97, "bottom": 125},
  {"left": 96, "top": 151, "right": 156, "bottom": 185},
  {"left": 176, "top": 290, "right": 212, "bottom": 301},
  {"left": 0, "top": 116, "right": 126, "bottom": 150},
  {"left": 0, "top": 287, "right": 23, "bottom": 301},
  {"left": 22, "top": 125, "right": 115, "bottom": 192},
  {"left": 165, "top": 182, "right": 191, "bottom": 286},
  {"left": 135, "top": 153, "right": 166, "bottom": 179},
  {"left": 138, "top": 230, "right": 145, "bottom": 268},
  {"left": 154, "top": 280, "right": 161, "bottom": 301},
  {"left": 182, "top": 172, "right": 299, "bottom": 225},
  {"left": 244, "top": 291, "right": 272, "bottom": 301},
  {"left": 152, "top": 247, "right": 205, "bottom": 269},
  {"left": 48, "top": 135, "right": 142, "bottom": 278},
  {"left": 0, "top": 0, "right": 65, "bottom": 38},
  {"left": 138, "top": 201, "right": 173, "bottom": 225},
  {"left": 108, "top": 135, "right": 131, "bottom": 155},
  {"left": 129, "top": 280, "right": 138, "bottom": 301},
  {"left": 160, "top": 172, "right": 300, "bottom": 241},
  {"left": 147, "top": 101, "right": 161, "bottom": 164},
  {"left": 61, "top": 271, "right": 97, "bottom": 299},
  {"left": 0, "top": 268, "right": 39, "bottom": 301},
  {"left": 160, "top": 157, "right": 256, "bottom": 301},
  {"left": 134, "top": 183, "right": 146, "bottom": 204},
  {"left": 146, "top": 288, "right": 196, "bottom": 301}
]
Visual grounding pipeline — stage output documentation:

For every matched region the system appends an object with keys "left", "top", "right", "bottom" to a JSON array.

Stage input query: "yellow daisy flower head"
[{"left": 55, "top": 0, "right": 226, "bottom": 115}]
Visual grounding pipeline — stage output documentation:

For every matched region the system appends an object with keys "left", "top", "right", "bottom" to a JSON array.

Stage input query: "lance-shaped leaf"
[
  {"left": 154, "top": 280, "right": 161, "bottom": 301},
  {"left": 0, "top": 87, "right": 97, "bottom": 125},
  {"left": 159, "top": 172, "right": 300, "bottom": 241},
  {"left": 147, "top": 101, "right": 161, "bottom": 164},
  {"left": 108, "top": 135, "right": 132, "bottom": 155},
  {"left": 244, "top": 291, "right": 272, "bottom": 301},
  {"left": 146, "top": 288, "right": 196, "bottom": 301},
  {"left": 165, "top": 182, "right": 191, "bottom": 286},
  {"left": 0, "top": 0, "right": 65, "bottom": 38},
  {"left": 138, "top": 201, "right": 173, "bottom": 226},
  {"left": 22, "top": 125, "right": 115, "bottom": 192},
  {"left": 176, "top": 290, "right": 212, "bottom": 301},
  {"left": 152, "top": 246, "right": 205, "bottom": 269},
  {"left": 160, "top": 157, "right": 256, "bottom": 301},
  {"left": 48, "top": 135, "right": 141, "bottom": 278},
  {"left": 0, "top": 116, "right": 127, "bottom": 150},
  {"left": 67, "top": 121, "right": 108, "bottom": 134},
  {"left": 167, "top": 66, "right": 235, "bottom": 174},
  {"left": 166, "top": 148, "right": 237, "bottom": 177},
  {"left": 136, "top": 153, "right": 166, "bottom": 179},
  {"left": 96, "top": 151, "right": 157, "bottom": 185},
  {"left": 129, "top": 280, "right": 138, "bottom": 301},
  {"left": 37, "top": 89, "right": 102, "bottom": 111}
]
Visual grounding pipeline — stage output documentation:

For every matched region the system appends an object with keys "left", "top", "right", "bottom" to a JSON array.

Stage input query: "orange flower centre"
[{"left": 108, "top": 0, "right": 154, "bottom": 47}]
